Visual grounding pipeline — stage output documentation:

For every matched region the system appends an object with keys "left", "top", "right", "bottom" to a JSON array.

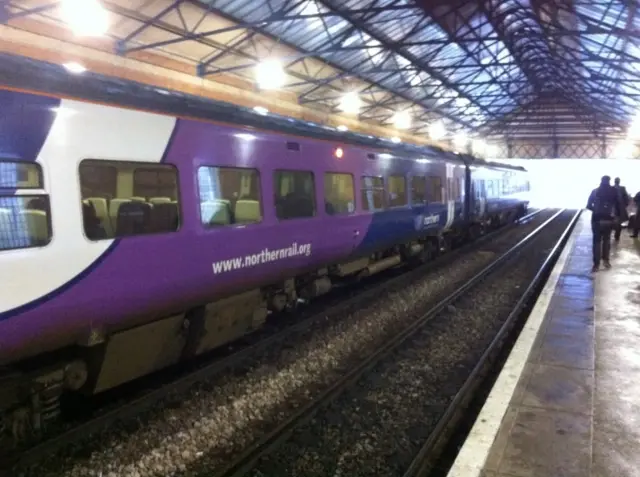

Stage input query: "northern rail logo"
[{"left": 414, "top": 213, "right": 440, "bottom": 231}]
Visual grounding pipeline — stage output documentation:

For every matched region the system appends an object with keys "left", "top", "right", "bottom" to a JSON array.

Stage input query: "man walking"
[
  {"left": 631, "top": 191, "right": 640, "bottom": 238},
  {"left": 586, "top": 175, "right": 621, "bottom": 272},
  {"left": 613, "top": 177, "right": 630, "bottom": 241}
]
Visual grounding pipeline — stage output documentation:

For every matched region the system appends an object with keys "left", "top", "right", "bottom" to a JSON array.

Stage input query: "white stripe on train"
[{"left": 1, "top": 99, "right": 176, "bottom": 313}]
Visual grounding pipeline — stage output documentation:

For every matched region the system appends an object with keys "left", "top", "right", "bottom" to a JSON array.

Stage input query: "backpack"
[{"left": 592, "top": 188, "right": 614, "bottom": 218}]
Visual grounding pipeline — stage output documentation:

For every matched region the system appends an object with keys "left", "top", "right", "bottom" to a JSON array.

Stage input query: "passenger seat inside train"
[
  {"left": 83, "top": 196, "right": 180, "bottom": 238},
  {"left": 200, "top": 199, "right": 261, "bottom": 226}
]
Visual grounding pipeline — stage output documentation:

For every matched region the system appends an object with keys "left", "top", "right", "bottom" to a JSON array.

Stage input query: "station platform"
[{"left": 447, "top": 212, "right": 640, "bottom": 477}]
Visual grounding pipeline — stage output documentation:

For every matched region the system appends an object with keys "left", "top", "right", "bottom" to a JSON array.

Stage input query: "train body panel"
[
  {"left": 0, "top": 62, "right": 529, "bottom": 418},
  {"left": 468, "top": 162, "right": 530, "bottom": 224},
  {"left": 0, "top": 91, "right": 471, "bottom": 364}
]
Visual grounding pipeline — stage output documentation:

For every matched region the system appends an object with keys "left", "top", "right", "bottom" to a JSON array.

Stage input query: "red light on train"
[{"left": 335, "top": 147, "right": 344, "bottom": 159}]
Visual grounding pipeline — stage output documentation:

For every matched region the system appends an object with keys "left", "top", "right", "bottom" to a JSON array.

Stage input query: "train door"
[
  {"left": 444, "top": 163, "right": 455, "bottom": 230},
  {"left": 458, "top": 168, "right": 465, "bottom": 221},
  {"left": 464, "top": 166, "right": 473, "bottom": 223},
  {"left": 478, "top": 179, "right": 487, "bottom": 216},
  {"left": 322, "top": 171, "right": 360, "bottom": 255}
]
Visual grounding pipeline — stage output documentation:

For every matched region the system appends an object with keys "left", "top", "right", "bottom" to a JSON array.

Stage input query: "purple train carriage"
[{"left": 0, "top": 53, "right": 530, "bottom": 440}]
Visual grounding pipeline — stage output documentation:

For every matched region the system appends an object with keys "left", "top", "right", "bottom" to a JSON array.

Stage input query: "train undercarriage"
[{"left": 0, "top": 206, "right": 527, "bottom": 448}]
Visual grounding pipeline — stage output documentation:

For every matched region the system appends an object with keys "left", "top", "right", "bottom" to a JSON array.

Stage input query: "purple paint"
[
  {"left": 0, "top": 90, "right": 59, "bottom": 163},
  {"left": 0, "top": 118, "right": 377, "bottom": 362},
  {"left": 0, "top": 94, "right": 529, "bottom": 365}
]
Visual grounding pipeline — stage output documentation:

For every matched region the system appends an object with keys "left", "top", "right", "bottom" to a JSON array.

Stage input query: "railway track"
[
  {"left": 4, "top": 209, "right": 551, "bottom": 475},
  {"left": 206, "top": 209, "right": 580, "bottom": 477}
]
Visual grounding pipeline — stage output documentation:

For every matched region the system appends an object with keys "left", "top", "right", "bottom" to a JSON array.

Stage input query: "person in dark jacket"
[
  {"left": 613, "top": 177, "right": 630, "bottom": 241},
  {"left": 631, "top": 191, "right": 640, "bottom": 238},
  {"left": 586, "top": 175, "right": 622, "bottom": 272}
]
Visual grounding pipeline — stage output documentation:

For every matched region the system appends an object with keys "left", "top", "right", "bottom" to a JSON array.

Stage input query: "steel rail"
[
  {"left": 216, "top": 208, "right": 568, "bottom": 477},
  {"left": 2, "top": 208, "right": 546, "bottom": 472},
  {"left": 403, "top": 209, "right": 582, "bottom": 477}
]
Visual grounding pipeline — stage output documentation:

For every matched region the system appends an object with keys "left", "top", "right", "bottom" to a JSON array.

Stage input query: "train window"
[
  {"left": 427, "top": 176, "right": 442, "bottom": 202},
  {"left": 135, "top": 168, "right": 179, "bottom": 200},
  {"left": 387, "top": 175, "right": 407, "bottom": 207},
  {"left": 361, "top": 176, "right": 386, "bottom": 211},
  {"left": 0, "top": 160, "right": 52, "bottom": 251},
  {"left": 80, "top": 163, "right": 117, "bottom": 199},
  {"left": 324, "top": 172, "right": 355, "bottom": 215},
  {"left": 198, "top": 166, "right": 262, "bottom": 227},
  {"left": 0, "top": 196, "right": 52, "bottom": 251},
  {"left": 411, "top": 176, "right": 427, "bottom": 205},
  {"left": 487, "top": 180, "right": 495, "bottom": 197},
  {"left": 79, "top": 160, "right": 180, "bottom": 240},
  {"left": 0, "top": 161, "right": 43, "bottom": 189},
  {"left": 274, "top": 170, "right": 316, "bottom": 220}
]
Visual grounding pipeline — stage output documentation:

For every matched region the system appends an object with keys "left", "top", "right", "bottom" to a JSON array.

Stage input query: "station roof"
[{"left": 3, "top": 0, "right": 639, "bottom": 150}]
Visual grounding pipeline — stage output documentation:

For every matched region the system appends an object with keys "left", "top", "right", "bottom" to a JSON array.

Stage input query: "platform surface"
[{"left": 447, "top": 212, "right": 640, "bottom": 477}]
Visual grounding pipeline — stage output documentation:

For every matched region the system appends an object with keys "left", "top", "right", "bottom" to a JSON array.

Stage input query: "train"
[{"left": 0, "top": 53, "right": 529, "bottom": 442}]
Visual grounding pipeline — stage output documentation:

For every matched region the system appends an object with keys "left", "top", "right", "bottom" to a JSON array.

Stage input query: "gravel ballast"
[
  {"left": 18, "top": 211, "right": 558, "bottom": 477},
  {"left": 240, "top": 212, "right": 574, "bottom": 477}
]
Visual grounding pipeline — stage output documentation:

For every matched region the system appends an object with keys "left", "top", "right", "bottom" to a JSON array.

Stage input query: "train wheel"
[
  {"left": 440, "top": 235, "right": 452, "bottom": 254},
  {"left": 422, "top": 241, "right": 437, "bottom": 262},
  {"left": 469, "top": 224, "right": 481, "bottom": 242}
]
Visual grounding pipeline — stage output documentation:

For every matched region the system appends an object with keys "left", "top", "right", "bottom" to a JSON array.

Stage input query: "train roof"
[
  {"left": 0, "top": 53, "right": 530, "bottom": 174},
  {"left": 0, "top": 52, "right": 472, "bottom": 166},
  {"left": 464, "top": 155, "right": 528, "bottom": 172},
  {"left": 473, "top": 158, "right": 527, "bottom": 172}
]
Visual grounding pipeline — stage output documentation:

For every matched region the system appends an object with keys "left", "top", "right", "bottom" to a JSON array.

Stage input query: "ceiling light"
[
  {"left": 428, "top": 121, "right": 446, "bottom": 141},
  {"left": 255, "top": 59, "right": 286, "bottom": 90},
  {"left": 339, "top": 92, "right": 361, "bottom": 115},
  {"left": 393, "top": 110, "right": 411, "bottom": 130},
  {"left": 253, "top": 106, "right": 269, "bottom": 115},
  {"left": 453, "top": 131, "right": 468, "bottom": 149},
  {"left": 390, "top": 137, "right": 401, "bottom": 144},
  {"left": 61, "top": 0, "right": 109, "bottom": 37},
  {"left": 472, "top": 138, "right": 486, "bottom": 156},
  {"left": 63, "top": 61, "right": 87, "bottom": 74},
  {"left": 235, "top": 133, "right": 256, "bottom": 141},
  {"left": 337, "top": 125, "right": 348, "bottom": 132}
]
